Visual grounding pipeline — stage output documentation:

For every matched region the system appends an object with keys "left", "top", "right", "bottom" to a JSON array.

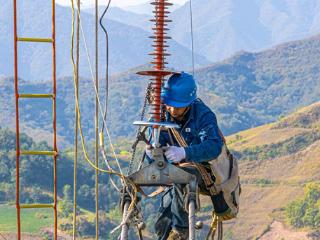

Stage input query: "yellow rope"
[
  {"left": 74, "top": 0, "right": 124, "bottom": 177},
  {"left": 70, "top": 0, "right": 138, "bottom": 215},
  {"left": 72, "top": 0, "right": 80, "bottom": 238},
  {"left": 94, "top": 0, "right": 99, "bottom": 238}
]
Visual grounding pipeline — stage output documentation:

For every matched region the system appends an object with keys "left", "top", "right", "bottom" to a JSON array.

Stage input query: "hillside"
[
  {"left": 5, "top": 0, "right": 320, "bottom": 80},
  {"left": 0, "top": 126, "right": 134, "bottom": 239},
  {"left": 2, "top": 34, "right": 320, "bottom": 145},
  {"left": 98, "top": 0, "right": 320, "bottom": 63},
  {"left": 216, "top": 102, "right": 320, "bottom": 239},
  {"left": 83, "top": 6, "right": 151, "bottom": 32},
  {"left": 6, "top": 0, "right": 320, "bottom": 81},
  {"left": 0, "top": 104, "right": 319, "bottom": 239},
  {"left": 170, "top": 0, "right": 320, "bottom": 62},
  {"left": 195, "top": 35, "right": 320, "bottom": 134},
  {"left": 0, "top": 0, "right": 208, "bottom": 81}
]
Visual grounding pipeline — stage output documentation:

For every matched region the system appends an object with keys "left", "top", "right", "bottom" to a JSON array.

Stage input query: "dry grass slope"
[{"left": 209, "top": 102, "right": 320, "bottom": 239}]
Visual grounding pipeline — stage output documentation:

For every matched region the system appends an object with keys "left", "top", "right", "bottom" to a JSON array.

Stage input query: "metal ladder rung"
[
  {"left": 19, "top": 93, "right": 54, "bottom": 98},
  {"left": 20, "top": 150, "right": 57, "bottom": 156},
  {"left": 20, "top": 204, "right": 54, "bottom": 209},
  {"left": 17, "top": 37, "right": 53, "bottom": 43}
]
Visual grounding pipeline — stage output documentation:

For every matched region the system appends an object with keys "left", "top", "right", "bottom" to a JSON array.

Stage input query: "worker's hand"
[{"left": 163, "top": 146, "right": 186, "bottom": 163}]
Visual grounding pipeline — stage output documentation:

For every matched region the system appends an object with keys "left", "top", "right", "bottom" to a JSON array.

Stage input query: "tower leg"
[
  {"left": 188, "top": 200, "right": 196, "bottom": 240},
  {"left": 120, "top": 201, "right": 130, "bottom": 240}
]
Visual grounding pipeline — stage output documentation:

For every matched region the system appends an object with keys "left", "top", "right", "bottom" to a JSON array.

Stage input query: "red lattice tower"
[{"left": 137, "top": 0, "right": 176, "bottom": 123}]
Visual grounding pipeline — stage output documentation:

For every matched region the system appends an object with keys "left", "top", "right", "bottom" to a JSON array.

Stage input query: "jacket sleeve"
[{"left": 184, "top": 112, "right": 223, "bottom": 163}]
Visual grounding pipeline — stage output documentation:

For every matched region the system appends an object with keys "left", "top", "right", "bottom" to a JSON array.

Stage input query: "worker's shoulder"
[{"left": 192, "top": 98, "right": 217, "bottom": 118}]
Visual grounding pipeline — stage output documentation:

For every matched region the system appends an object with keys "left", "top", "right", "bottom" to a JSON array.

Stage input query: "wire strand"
[
  {"left": 94, "top": 1, "right": 99, "bottom": 239},
  {"left": 76, "top": 3, "right": 123, "bottom": 176},
  {"left": 189, "top": 0, "right": 195, "bottom": 76},
  {"left": 99, "top": 0, "right": 111, "bottom": 132},
  {"left": 70, "top": 0, "right": 137, "bottom": 207}
]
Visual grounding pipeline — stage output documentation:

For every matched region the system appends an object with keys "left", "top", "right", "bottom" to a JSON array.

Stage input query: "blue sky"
[{"left": 56, "top": 0, "right": 188, "bottom": 8}]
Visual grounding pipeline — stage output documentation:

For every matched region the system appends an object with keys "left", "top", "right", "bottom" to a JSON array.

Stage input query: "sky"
[{"left": 56, "top": 0, "right": 188, "bottom": 8}]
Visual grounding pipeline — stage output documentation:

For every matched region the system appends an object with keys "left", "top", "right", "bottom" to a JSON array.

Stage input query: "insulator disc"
[
  {"left": 151, "top": 2, "right": 173, "bottom": 6},
  {"left": 152, "top": 44, "right": 169, "bottom": 48},
  {"left": 149, "top": 36, "right": 171, "bottom": 39},
  {"left": 153, "top": 10, "right": 170, "bottom": 14},
  {"left": 150, "top": 19, "right": 172, "bottom": 23},
  {"left": 152, "top": 27, "right": 170, "bottom": 31},
  {"left": 150, "top": 61, "right": 168, "bottom": 65}
]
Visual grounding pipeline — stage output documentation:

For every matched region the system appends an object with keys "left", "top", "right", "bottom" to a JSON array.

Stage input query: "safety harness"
[{"left": 170, "top": 128, "right": 240, "bottom": 240}]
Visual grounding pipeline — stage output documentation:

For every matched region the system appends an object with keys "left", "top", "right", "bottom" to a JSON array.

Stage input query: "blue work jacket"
[{"left": 158, "top": 98, "right": 223, "bottom": 163}]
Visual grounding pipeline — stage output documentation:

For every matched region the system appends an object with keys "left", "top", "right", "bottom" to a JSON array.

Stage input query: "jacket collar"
[{"left": 166, "top": 100, "right": 196, "bottom": 123}]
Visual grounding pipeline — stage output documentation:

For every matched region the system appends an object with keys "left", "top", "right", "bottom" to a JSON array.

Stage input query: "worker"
[{"left": 146, "top": 72, "right": 230, "bottom": 240}]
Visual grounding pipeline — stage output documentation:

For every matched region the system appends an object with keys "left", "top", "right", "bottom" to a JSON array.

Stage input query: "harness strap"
[
  {"left": 136, "top": 185, "right": 166, "bottom": 198},
  {"left": 171, "top": 128, "right": 220, "bottom": 195},
  {"left": 170, "top": 128, "right": 224, "bottom": 240}
]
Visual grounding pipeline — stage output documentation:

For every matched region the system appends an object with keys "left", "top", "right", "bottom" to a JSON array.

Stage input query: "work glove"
[{"left": 163, "top": 146, "right": 186, "bottom": 163}]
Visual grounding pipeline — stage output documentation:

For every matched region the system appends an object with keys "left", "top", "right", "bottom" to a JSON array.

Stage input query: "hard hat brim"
[{"left": 162, "top": 96, "right": 195, "bottom": 108}]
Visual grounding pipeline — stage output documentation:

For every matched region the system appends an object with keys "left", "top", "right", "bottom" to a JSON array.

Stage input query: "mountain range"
[
  {"left": 3, "top": 0, "right": 320, "bottom": 81},
  {"left": 170, "top": 0, "right": 320, "bottom": 62},
  {"left": 2, "top": 2, "right": 320, "bottom": 239},
  {"left": 123, "top": 1, "right": 182, "bottom": 15},
  {"left": 101, "top": 0, "right": 320, "bottom": 63},
  {"left": 0, "top": 0, "right": 208, "bottom": 81},
  {"left": 1, "top": 34, "right": 320, "bottom": 146}
]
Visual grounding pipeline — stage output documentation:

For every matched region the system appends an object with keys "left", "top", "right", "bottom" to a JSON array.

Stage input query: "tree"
[
  {"left": 58, "top": 185, "right": 73, "bottom": 218},
  {"left": 286, "top": 182, "right": 320, "bottom": 228}
]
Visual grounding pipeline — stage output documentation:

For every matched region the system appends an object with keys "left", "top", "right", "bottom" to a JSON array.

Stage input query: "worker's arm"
[{"left": 184, "top": 112, "right": 223, "bottom": 163}]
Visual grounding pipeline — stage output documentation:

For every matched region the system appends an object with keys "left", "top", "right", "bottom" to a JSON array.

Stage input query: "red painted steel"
[
  {"left": 52, "top": 1, "right": 58, "bottom": 239},
  {"left": 13, "top": 0, "right": 21, "bottom": 238},
  {"left": 137, "top": 0, "right": 173, "bottom": 123},
  {"left": 13, "top": 1, "right": 58, "bottom": 239}
]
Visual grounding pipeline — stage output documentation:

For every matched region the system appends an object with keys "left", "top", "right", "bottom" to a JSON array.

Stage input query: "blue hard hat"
[{"left": 161, "top": 72, "right": 197, "bottom": 107}]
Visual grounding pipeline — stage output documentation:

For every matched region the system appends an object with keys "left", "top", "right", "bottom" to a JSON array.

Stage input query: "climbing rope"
[
  {"left": 99, "top": 144, "right": 120, "bottom": 192},
  {"left": 70, "top": 0, "right": 137, "bottom": 212},
  {"left": 94, "top": 1, "right": 99, "bottom": 238},
  {"left": 81, "top": 14, "right": 124, "bottom": 176},
  {"left": 72, "top": 0, "right": 80, "bottom": 238},
  {"left": 97, "top": 0, "right": 122, "bottom": 191},
  {"left": 70, "top": 3, "right": 144, "bottom": 239},
  {"left": 71, "top": 0, "right": 124, "bottom": 176}
]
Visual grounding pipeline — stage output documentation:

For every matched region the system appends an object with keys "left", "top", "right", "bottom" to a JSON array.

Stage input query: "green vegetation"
[
  {"left": 0, "top": 127, "right": 158, "bottom": 238},
  {"left": 273, "top": 103, "right": 320, "bottom": 130},
  {"left": 0, "top": 127, "right": 125, "bottom": 210},
  {"left": 0, "top": 204, "right": 53, "bottom": 233},
  {"left": 2, "top": 35, "right": 320, "bottom": 143},
  {"left": 252, "top": 178, "right": 275, "bottom": 187},
  {"left": 232, "top": 130, "right": 320, "bottom": 161},
  {"left": 285, "top": 182, "right": 320, "bottom": 228},
  {"left": 58, "top": 185, "right": 74, "bottom": 218}
]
